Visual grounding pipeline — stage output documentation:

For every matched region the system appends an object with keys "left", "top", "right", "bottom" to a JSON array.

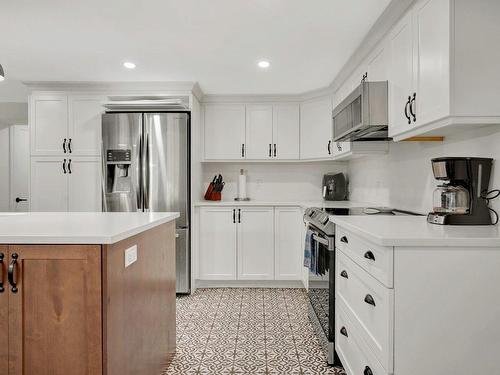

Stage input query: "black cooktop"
[{"left": 322, "top": 207, "right": 424, "bottom": 216}]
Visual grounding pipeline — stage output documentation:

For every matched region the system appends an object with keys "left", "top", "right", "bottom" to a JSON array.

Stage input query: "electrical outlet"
[{"left": 124, "top": 245, "right": 138, "bottom": 268}]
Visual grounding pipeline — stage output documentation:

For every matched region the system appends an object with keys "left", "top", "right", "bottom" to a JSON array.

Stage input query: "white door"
[
  {"left": 68, "top": 95, "right": 104, "bottom": 156},
  {"left": 367, "top": 44, "right": 388, "bottom": 81},
  {"left": 30, "top": 157, "right": 68, "bottom": 211},
  {"left": 273, "top": 104, "right": 300, "bottom": 160},
  {"left": 199, "top": 207, "right": 237, "bottom": 280},
  {"left": 274, "top": 207, "right": 302, "bottom": 280},
  {"left": 68, "top": 157, "right": 102, "bottom": 212},
  {"left": 237, "top": 207, "right": 274, "bottom": 280},
  {"left": 245, "top": 105, "right": 273, "bottom": 159},
  {"left": 300, "top": 97, "right": 333, "bottom": 159},
  {"left": 203, "top": 104, "right": 246, "bottom": 160},
  {"left": 9, "top": 125, "right": 30, "bottom": 212},
  {"left": 388, "top": 10, "right": 415, "bottom": 137},
  {"left": 414, "top": 0, "right": 450, "bottom": 126},
  {"left": 30, "top": 94, "right": 68, "bottom": 156}
]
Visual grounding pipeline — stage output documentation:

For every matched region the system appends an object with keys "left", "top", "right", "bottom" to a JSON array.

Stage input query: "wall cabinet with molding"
[{"left": 300, "top": 97, "right": 333, "bottom": 160}]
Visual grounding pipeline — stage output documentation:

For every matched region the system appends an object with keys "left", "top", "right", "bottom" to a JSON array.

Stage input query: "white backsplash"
[
  {"left": 202, "top": 162, "right": 347, "bottom": 202},
  {"left": 348, "top": 126, "right": 500, "bottom": 215}
]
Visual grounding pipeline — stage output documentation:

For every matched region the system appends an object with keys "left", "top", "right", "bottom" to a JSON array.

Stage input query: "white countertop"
[
  {"left": 329, "top": 215, "right": 500, "bottom": 247},
  {"left": 0, "top": 212, "right": 179, "bottom": 244},
  {"left": 194, "top": 200, "right": 373, "bottom": 209}
]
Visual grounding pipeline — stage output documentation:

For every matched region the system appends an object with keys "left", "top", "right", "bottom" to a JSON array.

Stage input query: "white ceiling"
[{"left": 0, "top": 0, "right": 391, "bottom": 95}]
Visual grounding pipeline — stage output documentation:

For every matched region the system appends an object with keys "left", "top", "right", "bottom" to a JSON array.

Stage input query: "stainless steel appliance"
[
  {"left": 332, "top": 81, "right": 389, "bottom": 142},
  {"left": 322, "top": 173, "right": 348, "bottom": 201},
  {"left": 102, "top": 112, "right": 191, "bottom": 293},
  {"left": 303, "top": 206, "right": 423, "bottom": 365},
  {"left": 427, "top": 157, "right": 497, "bottom": 225}
]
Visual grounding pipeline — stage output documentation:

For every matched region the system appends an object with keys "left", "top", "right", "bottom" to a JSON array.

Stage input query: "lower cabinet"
[{"left": 198, "top": 206, "right": 302, "bottom": 281}]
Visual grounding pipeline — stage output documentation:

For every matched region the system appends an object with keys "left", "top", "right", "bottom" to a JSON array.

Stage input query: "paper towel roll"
[{"left": 238, "top": 169, "right": 247, "bottom": 199}]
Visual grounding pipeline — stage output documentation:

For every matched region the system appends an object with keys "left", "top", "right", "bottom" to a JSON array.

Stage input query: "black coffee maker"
[{"left": 427, "top": 157, "right": 494, "bottom": 225}]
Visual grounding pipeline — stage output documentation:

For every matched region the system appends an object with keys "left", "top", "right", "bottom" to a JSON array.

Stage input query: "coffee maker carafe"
[{"left": 427, "top": 157, "right": 493, "bottom": 225}]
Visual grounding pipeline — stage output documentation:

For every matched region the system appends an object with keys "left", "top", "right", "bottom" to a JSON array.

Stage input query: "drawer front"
[
  {"left": 336, "top": 250, "right": 393, "bottom": 372},
  {"left": 336, "top": 301, "right": 388, "bottom": 375},
  {"left": 336, "top": 227, "right": 393, "bottom": 287}
]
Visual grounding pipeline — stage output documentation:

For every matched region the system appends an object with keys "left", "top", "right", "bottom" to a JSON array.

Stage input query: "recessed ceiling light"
[
  {"left": 258, "top": 60, "right": 270, "bottom": 69},
  {"left": 123, "top": 62, "right": 136, "bottom": 69}
]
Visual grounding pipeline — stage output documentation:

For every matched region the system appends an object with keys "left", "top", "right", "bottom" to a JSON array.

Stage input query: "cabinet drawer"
[
  {"left": 336, "top": 301, "right": 388, "bottom": 375},
  {"left": 336, "top": 250, "right": 393, "bottom": 372},
  {"left": 336, "top": 227, "right": 393, "bottom": 287}
]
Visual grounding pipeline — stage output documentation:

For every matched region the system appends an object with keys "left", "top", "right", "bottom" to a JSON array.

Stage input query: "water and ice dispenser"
[{"left": 104, "top": 149, "right": 136, "bottom": 211}]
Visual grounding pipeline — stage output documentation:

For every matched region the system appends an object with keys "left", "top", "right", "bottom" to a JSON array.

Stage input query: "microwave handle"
[{"left": 323, "top": 185, "right": 327, "bottom": 198}]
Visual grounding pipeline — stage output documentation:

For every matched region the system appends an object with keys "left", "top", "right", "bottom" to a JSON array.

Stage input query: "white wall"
[
  {"left": 348, "top": 126, "right": 500, "bottom": 215},
  {"left": 201, "top": 161, "right": 347, "bottom": 202}
]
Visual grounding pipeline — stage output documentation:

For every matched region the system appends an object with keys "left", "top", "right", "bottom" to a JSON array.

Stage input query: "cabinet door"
[
  {"left": 273, "top": 104, "right": 300, "bottom": 160},
  {"left": 0, "top": 247, "right": 7, "bottom": 375},
  {"left": 414, "top": 0, "right": 450, "bottom": 126},
  {"left": 274, "top": 207, "right": 302, "bottom": 280},
  {"left": 388, "top": 11, "right": 415, "bottom": 136},
  {"left": 30, "top": 157, "right": 68, "bottom": 212},
  {"left": 68, "top": 95, "right": 104, "bottom": 156},
  {"left": 245, "top": 105, "right": 273, "bottom": 159},
  {"left": 7, "top": 245, "right": 102, "bottom": 375},
  {"left": 300, "top": 97, "right": 333, "bottom": 159},
  {"left": 199, "top": 207, "right": 237, "bottom": 280},
  {"left": 30, "top": 94, "right": 68, "bottom": 156},
  {"left": 237, "top": 207, "right": 274, "bottom": 280},
  {"left": 203, "top": 104, "right": 246, "bottom": 160},
  {"left": 367, "top": 43, "right": 388, "bottom": 81},
  {"left": 68, "top": 157, "right": 102, "bottom": 212}
]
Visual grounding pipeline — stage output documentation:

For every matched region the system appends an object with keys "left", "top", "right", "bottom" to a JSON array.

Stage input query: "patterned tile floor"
[{"left": 164, "top": 288, "right": 345, "bottom": 375}]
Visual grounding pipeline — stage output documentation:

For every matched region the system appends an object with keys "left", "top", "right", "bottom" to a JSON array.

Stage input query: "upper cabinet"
[
  {"left": 388, "top": 0, "right": 500, "bottom": 140},
  {"left": 300, "top": 97, "right": 333, "bottom": 160},
  {"left": 30, "top": 93, "right": 103, "bottom": 156},
  {"left": 245, "top": 104, "right": 273, "bottom": 159},
  {"left": 272, "top": 104, "right": 300, "bottom": 160},
  {"left": 203, "top": 104, "right": 246, "bottom": 160}
]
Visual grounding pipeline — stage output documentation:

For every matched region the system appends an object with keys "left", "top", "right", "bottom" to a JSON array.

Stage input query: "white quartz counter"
[
  {"left": 0, "top": 212, "right": 179, "bottom": 244},
  {"left": 329, "top": 215, "right": 500, "bottom": 247},
  {"left": 194, "top": 200, "right": 373, "bottom": 209}
]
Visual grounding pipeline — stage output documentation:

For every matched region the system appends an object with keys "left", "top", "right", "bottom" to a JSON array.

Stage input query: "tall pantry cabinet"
[{"left": 29, "top": 93, "right": 103, "bottom": 211}]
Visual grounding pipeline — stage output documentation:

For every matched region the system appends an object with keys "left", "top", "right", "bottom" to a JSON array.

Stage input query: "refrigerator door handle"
[
  {"left": 136, "top": 124, "right": 143, "bottom": 211},
  {"left": 142, "top": 127, "right": 150, "bottom": 211}
]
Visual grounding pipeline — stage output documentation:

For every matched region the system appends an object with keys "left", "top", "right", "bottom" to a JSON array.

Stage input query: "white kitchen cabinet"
[
  {"left": 203, "top": 104, "right": 246, "bottom": 160},
  {"left": 30, "top": 157, "right": 68, "bottom": 211},
  {"left": 366, "top": 43, "right": 388, "bottom": 82},
  {"left": 272, "top": 104, "right": 300, "bottom": 160},
  {"left": 68, "top": 157, "right": 102, "bottom": 212},
  {"left": 30, "top": 94, "right": 68, "bottom": 156},
  {"left": 199, "top": 207, "right": 238, "bottom": 280},
  {"left": 237, "top": 207, "right": 274, "bottom": 280},
  {"left": 68, "top": 95, "right": 104, "bottom": 156},
  {"left": 245, "top": 105, "right": 273, "bottom": 159},
  {"left": 274, "top": 207, "right": 302, "bottom": 280},
  {"left": 300, "top": 97, "right": 333, "bottom": 160}
]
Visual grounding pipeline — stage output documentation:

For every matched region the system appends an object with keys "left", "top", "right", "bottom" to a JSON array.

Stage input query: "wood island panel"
[{"left": 102, "top": 221, "right": 176, "bottom": 375}]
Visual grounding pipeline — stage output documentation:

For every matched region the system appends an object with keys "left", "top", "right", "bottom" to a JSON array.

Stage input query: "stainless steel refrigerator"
[{"left": 102, "top": 112, "right": 190, "bottom": 293}]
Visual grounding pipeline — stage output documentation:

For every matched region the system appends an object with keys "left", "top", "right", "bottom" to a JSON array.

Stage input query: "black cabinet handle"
[
  {"left": 273, "top": 143, "right": 276, "bottom": 158},
  {"left": 364, "top": 251, "right": 375, "bottom": 261},
  {"left": 233, "top": 209, "right": 236, "bottom": 224},
  {"left": 68, "top": 138, "right": 72, "bottom": 153},
  {"left": 68, "top": 159, "right": 72, "bottom": 174},
  {"left": 364, "top": 294, "right": 376, "bottom": 307},
  {"left": 238, "top": 209, "right": 241, "bottom": 223},
  {"left": 340, "top": 270, "right": 348, "bottom": 279},
  {"left": 0, "top": 253, "right": 4, "bottom": 293},
  {"left": 340, "top": 326, "right": 348, "bottom": 337},
  {"left": 404, "top": 97, "right": 411, "bottom": 124},
  {"left": 63, "top": 138, "right": 67, "bottom": 153},
  {"left": 8, "top": 253, "right": 18, "bottom": 293},
  {"left": 241, "top": 144, "right": 245, "bottom": 158},
  {"left": 409, "top": 92, "right": 416, "bottom": 122},
  {"left": 364, "top": 366, "right": 373, "bottom": 375},
  {"left": 327, "top": 140, "right": 331, "bottom": 155},
  {"left": 62, "top": 159, "right": 67, "bottom": 174},
  {"left": 340, "top": 236, "right": 348, "bottom": 244},
  {"left": 15, "top": 197, "right": 28, "bottom": 203},
  {"left": 269, "top": 144, "right": 272, "bottom": 157}
]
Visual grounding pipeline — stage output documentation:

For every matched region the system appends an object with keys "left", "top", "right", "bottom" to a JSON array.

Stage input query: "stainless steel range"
[{"left": 303, "top": 206, "right": 422, "bottom": 365}]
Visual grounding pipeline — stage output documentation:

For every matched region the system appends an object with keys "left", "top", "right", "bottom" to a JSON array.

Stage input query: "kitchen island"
[{"left": 0, "top": 212, "right": 179, "bottom": 375}]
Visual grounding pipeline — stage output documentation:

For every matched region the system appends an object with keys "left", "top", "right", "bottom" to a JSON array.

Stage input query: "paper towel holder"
[{"left": 234, "top": 168, "right": 250, "bottom": 201}]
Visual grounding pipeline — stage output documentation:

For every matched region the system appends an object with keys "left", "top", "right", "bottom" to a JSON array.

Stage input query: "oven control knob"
[{"left": 321, "top": 216, "right": 329, "bottom": 225}]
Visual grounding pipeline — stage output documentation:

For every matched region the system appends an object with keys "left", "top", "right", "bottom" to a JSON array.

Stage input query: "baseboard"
[{"left": 195, "top": 279, "right": 304, "bottom": 289}]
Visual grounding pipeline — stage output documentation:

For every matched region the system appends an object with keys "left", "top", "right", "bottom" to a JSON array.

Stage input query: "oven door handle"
[{"left": 311, "top": 233, "right": 330, "bottom": 247}]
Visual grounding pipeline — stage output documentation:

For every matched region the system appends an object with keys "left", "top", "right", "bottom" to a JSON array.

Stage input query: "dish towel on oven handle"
[{"left": 303, "top": 229, "right": 313, "bottom": 269}]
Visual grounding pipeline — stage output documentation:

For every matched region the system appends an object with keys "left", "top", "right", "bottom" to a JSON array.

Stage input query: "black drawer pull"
[
  {"left": 340, "top": 236, "right": 348, "bottom": 244},
  {"left": 340, "top": 326, "right": 348, "bottom": 337},
  {"left": 364, "top": 251, "right": 375, "bottom": 261},
  {"left": 364, "top": 366, "right": 373, "bottom": 375},
  {"left": 364, "top": 294, "right": 376, "bottom": 307},
  {"left": 340, "top": 270, "right": 348, "bottom": 279},
  {"left": 8, "top": 253, "right": 18, "bottom": 293},
  {"left": 0, "top": 253, "right": 4, "bottom": 293}
]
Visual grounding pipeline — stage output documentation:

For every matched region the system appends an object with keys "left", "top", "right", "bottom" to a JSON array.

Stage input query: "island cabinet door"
[
  {"left": 0, "top": 247, "right": 7, "bottom": 375},
  {"left": 7, "top": 245, "right": 102, "bottom": 375}
]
